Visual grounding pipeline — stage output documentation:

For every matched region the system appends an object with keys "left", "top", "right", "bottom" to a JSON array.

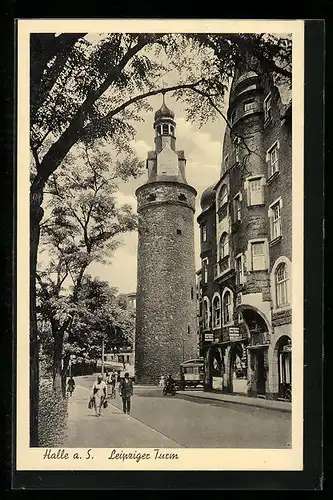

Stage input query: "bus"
[{"left": 178, "top": 358, "right": 205, "bottom": 389}]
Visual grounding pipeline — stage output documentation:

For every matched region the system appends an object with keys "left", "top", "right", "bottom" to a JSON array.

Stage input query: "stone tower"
[{"left": 135, "top": 95, "right": 198, "bottom": 384}]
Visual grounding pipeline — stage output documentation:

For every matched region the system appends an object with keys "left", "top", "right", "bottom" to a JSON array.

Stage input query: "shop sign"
[
  {"left": 204, "top": 333, "right": 214, "bottom": 342},
  {"left": 229, "top": 327, "right": 241, "bottom": 342}
]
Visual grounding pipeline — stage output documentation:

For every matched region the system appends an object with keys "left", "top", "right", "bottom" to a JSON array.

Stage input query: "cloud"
[
  {"left": 114, "top": 191, "right": 137, "bottom": 210},
  {"left": 130, "top": 139, "right": 151, "bottom": 161}
]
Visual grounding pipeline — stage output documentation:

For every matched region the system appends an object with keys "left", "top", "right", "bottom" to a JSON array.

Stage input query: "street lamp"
[{"left": 101, "top": 336, "right": 105, "bottom": 377}]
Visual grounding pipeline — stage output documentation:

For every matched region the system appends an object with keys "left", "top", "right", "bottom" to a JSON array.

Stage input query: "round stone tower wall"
[{"left": 135, "top": 182, "right": 198, "bottom": 384}]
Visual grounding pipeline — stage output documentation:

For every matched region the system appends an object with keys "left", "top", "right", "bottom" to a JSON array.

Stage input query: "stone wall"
[{"left": 135, "top": 183, "right": 197, "bottom": 383}]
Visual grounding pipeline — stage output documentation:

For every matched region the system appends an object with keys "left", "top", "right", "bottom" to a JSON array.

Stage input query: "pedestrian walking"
[
  {"left": 119, "top": 372, "right": 133, "bottom": 415},
  {"left": 67, "top": 376, "right": 75, "bottom": 397},
  {"left": 91, "top": 374, "right": 107, "bottom": 416},
  {"left": 159, "top": 375, "right": 165, "bottom": 388}
]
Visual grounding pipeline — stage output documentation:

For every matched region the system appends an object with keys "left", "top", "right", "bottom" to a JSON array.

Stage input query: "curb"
[{"left": 177, "top": 391, "right": 292, "bottom": 413}]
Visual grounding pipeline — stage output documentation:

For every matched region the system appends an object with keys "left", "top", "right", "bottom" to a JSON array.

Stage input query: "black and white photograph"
[{"left": 16, "top": 19, "right": 305, "bottom": 472}]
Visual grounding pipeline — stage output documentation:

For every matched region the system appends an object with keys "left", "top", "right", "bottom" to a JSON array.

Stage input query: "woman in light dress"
[{"left": 91, "top": 374, "right": 107, "bottom": 416}]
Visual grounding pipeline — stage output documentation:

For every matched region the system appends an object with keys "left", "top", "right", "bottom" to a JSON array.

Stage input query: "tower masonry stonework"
[{"left": 135, "top": 96, "right": 198, "bottom": 384}]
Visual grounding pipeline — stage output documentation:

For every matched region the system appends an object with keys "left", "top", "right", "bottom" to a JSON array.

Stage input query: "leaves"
[{"left": 37, "top": 142, "right": 140, "bottom": 376}]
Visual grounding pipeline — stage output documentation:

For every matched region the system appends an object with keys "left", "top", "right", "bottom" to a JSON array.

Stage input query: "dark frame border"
[{"left": 8, "top": 19, "right": 324, "bottom": 491}]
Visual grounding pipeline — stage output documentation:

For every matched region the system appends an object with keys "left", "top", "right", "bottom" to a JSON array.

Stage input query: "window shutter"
[
  {"left": 252, "top": 254, "right": 264, "bottom": 270},
  {"left": 264, "top": 241, "right": 269, "bottom": 269},
  {"left": 260, "top": 181, "right": 265, "bottom": 204}
]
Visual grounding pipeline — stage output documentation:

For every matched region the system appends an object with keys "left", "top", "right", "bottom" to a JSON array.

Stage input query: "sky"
[{"left": 88, "top": 92, "right": 228, "bottom": 294}]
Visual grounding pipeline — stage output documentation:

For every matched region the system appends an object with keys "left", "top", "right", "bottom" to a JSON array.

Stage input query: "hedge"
[{"left": 38, "top": 379, "right": 68, "bottom": 447}]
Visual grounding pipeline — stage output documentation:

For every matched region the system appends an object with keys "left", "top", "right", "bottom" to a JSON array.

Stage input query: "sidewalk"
[
  {"left": 177, "top": 390, "right": 292, "bottom": 412},
  {"left": 66, "top": 384, "right": 182, "bottom": 448}
]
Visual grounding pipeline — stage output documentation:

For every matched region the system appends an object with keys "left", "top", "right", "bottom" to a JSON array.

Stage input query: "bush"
[{"left": 38, "top": 379, "right": 68, "bottom": 447}]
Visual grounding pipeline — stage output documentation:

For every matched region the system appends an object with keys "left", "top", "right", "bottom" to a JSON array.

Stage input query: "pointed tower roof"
[{"left": 154, "top": 92, "right": 175, "bottom": 121}]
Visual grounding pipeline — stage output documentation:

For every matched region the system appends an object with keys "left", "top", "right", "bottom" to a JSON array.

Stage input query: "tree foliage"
[{"left": 36, "top": 144, "right": 141, "bottom": 388}]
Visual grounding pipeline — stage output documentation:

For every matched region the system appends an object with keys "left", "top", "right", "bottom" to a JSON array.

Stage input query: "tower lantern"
[{"left": 153, "top": 92, "right": 176, "bottom": 153}]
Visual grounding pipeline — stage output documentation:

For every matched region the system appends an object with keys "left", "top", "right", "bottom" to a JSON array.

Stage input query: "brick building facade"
[
  {"left": 198, "top": 65, "right": 292, "bottom": 401},
  {"left": 135, "top": 96, "right": 198, "bottom": 384}
]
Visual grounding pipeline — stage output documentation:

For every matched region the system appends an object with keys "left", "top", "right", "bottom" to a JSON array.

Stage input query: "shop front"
[
  {"left": 227, "top": 327, "right": 248, "bottom": 394},
  {"left": 242, "top": 308, "right": 271, "bottom": 397},
  {"left": 204, "top": 343, "right": 225, "bottom": 391},
  {"left": 276, "top": 336, "right": 292, "bottom": 401}
]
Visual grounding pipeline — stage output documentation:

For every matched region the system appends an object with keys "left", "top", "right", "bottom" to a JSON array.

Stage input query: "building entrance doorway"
[
  {"left": 256, "top": 350, "right": 266, "bottom": 395},
  {"left": 242, "top": 308, "right": 270, "bottom": 397},
  {"left": 276, "top": 336, "right": 292, "bottom": 401},
  {"left": 229, "top": 342, "right": 247, "bottom": 394}
]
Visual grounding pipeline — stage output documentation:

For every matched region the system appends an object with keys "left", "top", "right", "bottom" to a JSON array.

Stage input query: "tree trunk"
[
  {"left": 61, "top": 353, "right": 70, "bottom": 398},
  {"left": 30, "top": 179, "right": 45, "bottom": 447},
  {"left": 52, "top": 329, "right": 65, "bottom": 392}
]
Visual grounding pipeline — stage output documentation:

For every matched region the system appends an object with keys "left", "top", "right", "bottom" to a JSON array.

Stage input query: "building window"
[
  {"left": 224, "top": 155, "right": 229, "bottom": 169},
  {"left": 269, "top": 199, "right": 282, "bottom": 240},
  {"left": 201, "top": 223, "right": 207, "bottom": 242},
  {"left": 271, "top": 256, "right": 291, "bottom": 311},
  {"left": 264, "top": 93, "right": 272, "bottom": 122},
  {"left": 266, "top": 141, "right": 280, "bottom": 178},
  {"left": 222, "top": 291, "right": 232, "bottom": 325},
  {"left": 244, "top": 98, "right": 255, "bottom": 112},
  {"left": 203, "top": 297, "right": 210, "bottom": 330},
  {"left": 276, "top": 263, "right": 289, "bottom": 307},
  {"left": 233, "top": 136, "right": 241, "bottom": 162},
  {"left": 202, "top": 258, "right": 209, "bottom": 283},
  {"left": 235, "top": 254, "right": 244, "bottom": 285},
  {"left": 233, "top": 192, "right": 242, "bottom": 222},
  {"left": 177, "top": 229, "right": 182, "bottom": 235},
  {"left": 147, "top": 193, "right": 156, "bottom": 201},
  {"left": 178, "top": 193, "right": 187, "bottom": 201},
  {"left": 191, "top": 287, "right": 194, "bottom": 300},
  {"left": 219, "top": 232, "right": 229, "bottom": 260},
  {"left": 248, "top": 177, "right": 264, "bottom": 205},
  {"left": 212, "top": 294, "right": 221, "bottom": 328},
  {"left": 219, "top": 184, "right": 228, "bottom": 207},
  {"left": 251, "top": 241, "right": 266, "bottom": 271},
  {"left": 170, "top": 125, "right": 174, "bottom": 135},
  {"left": 157, "top": 125, "right": 162, "bottom": 135}
]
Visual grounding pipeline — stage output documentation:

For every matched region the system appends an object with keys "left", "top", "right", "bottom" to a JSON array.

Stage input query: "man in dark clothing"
[
  {"left": 67, "top": 376, "right": 75, "bottom": 396},
  {"left": 119, "top": 372, "right": 133, "bottom": 414},
  {"left": 165, "top": 373, "right": 175, "bottom": 391}
]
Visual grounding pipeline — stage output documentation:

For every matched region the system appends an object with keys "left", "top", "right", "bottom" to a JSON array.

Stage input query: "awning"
[{"left": 247, "top": 344, "right": 269, "bottom": 350}]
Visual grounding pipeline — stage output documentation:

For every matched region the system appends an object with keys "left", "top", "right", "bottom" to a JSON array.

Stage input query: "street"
[{"left": 66, "top": 375, "right": 291, "bottom": 449}]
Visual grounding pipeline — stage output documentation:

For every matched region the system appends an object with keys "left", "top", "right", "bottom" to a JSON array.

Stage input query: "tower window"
[
  {"left": 157, "top": 125, "right": 162, "bottom": 135},
  {"left": 244, "top": 98, "right": 255, "bottom": 112},
  {"left": 178, "top": 194, "right": 187, "bottom": 201},
  {"left": 162, "top": 124, "right": 169, "bottom": 134},
  {"left": 147, "top": 193, "right": 156, "bottom": 201},
  {"left": 170, "top": 125, "right": 174, "bottom": 135},
  {"left": 177, "top": 229, "right": 182, "bottom": 235},
  {"left": 191, "top": 287, "right": 194, "bottom": 299},
  {"left": 264, "top": 93, "right": 272, "bottom": 122}
]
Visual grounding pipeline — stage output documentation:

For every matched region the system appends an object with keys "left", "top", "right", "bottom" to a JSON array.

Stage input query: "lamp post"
[{"left": 101, "top": 336, "right": 105, "bottom": 377}]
